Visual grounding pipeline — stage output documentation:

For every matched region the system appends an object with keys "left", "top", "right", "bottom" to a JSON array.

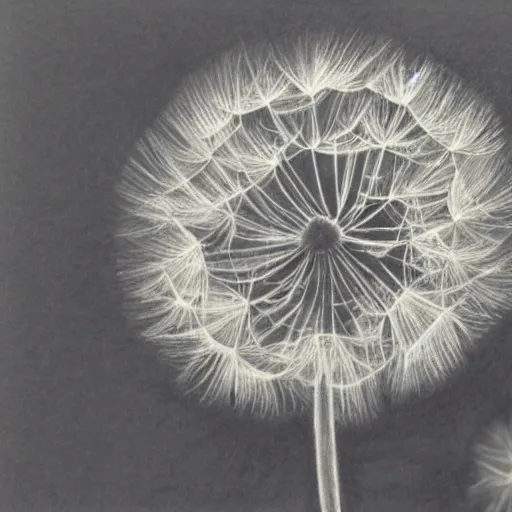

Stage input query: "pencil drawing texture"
[
  {"left": 116, "top": 32, "right": 512, "bottom": 512},
  {"left": 471, "top": 418, "right": 512, "bottom": 512}
]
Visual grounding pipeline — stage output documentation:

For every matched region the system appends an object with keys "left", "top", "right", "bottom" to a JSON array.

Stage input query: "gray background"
[{"left": 1, "top": 0, "right": 512, "bottom": 510}]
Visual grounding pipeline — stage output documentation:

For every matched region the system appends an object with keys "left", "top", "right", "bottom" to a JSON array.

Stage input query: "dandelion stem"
[{"left": 314, "top": 364, "right": 344, "bottom": 512}]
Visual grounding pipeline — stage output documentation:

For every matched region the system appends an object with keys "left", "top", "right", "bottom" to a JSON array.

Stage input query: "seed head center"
[{"left": 302, "top": 216, "right": 342, "bottom": 253}]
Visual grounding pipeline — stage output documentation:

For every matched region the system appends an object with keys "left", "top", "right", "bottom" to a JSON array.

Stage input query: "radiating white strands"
[
  {"left": 471, "top": 419, "right": 512, "bottom": 512},
  {"left": 116, "top": 32, "right": 512, "bottom": 425}
]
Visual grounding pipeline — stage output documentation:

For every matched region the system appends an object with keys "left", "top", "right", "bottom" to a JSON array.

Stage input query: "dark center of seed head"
[{"left": 301, "top": 217, "right": 342, "bottom": 253}]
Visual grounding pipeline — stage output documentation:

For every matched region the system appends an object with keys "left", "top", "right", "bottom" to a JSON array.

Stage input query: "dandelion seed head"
[
  {"left": 471, "top": 419, "right": 512, "bottom": 512},
  {"left": 117, "top": 31, "right": 512, "bottom": 424}
]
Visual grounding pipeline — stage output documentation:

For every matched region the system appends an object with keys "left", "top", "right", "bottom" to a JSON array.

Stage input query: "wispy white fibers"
[
  {"left": 471, "top": 418, "right": 512, "bottom": 512},
  {"left": 116, "top": 30, "right": 512, "bottom": 512},
  {"left": 117, "top": 32, "right": 512, "bottom": 421}
]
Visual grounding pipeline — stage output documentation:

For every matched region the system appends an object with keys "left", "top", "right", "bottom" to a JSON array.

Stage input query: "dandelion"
[
  {"left": 471, "top": 418, "right": 512, "bottom": 512},
  {"left": 116, "top": 31, "right": 512, "bottom": 512}
]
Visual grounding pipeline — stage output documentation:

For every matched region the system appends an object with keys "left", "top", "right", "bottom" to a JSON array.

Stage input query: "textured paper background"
[{"left": 1, "top": 1, "right": 512, "bottom": 510}]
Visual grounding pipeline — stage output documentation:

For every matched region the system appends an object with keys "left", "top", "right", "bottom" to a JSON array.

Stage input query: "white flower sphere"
[
  {"left": 116, "top": 32, "right": 512, "bottom": 425},
  {"left": 471, "top": 418, "right": 512, "bottom": 512}
]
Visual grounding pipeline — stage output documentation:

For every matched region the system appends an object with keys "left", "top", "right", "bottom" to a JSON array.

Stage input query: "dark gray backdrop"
[{"left": 1, "top": 1, "right": 512, "bottom": 511}]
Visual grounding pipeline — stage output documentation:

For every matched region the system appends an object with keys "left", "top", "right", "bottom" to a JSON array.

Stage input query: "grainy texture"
[{"left": 1, "top": 1, "right": 512, "bottom": 511}]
